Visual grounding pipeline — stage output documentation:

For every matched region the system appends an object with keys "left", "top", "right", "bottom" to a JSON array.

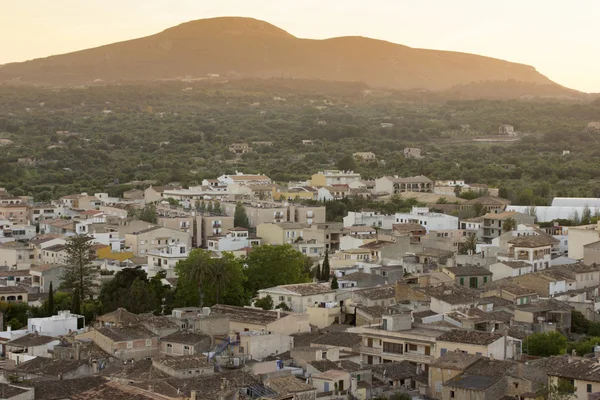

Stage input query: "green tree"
[
  {"left": 244, "top": 245, "right": 310, "bottom": 295},
  {"left": 174, "top": 249, "right": 214, "bottom": 307},
  {"left": 99, "top": 267, "right": 157, "bottom": 314},
  {"left": 581, "top": 205, "right": 592, "bottom": 225},
  {"left": 139, "top": 203, "right": 157, "bottom": 223},
  {"left": 336, "top": 155, "right": 356, "bottom": 171},
  {"left": 460, "top": 233, "right": 478, "bottom": 255},
  {"left": 60, "top": 235, "right": 98, "bottom": 305},
  {"left": 503, "top": 217, "right": 517, "bottom": 232},
  {"left": 472, "top": 202, "right": 486, "bottom": 217},
  {"left": 331, "top": 275, "right": 339, "bottom": 289},
  {"left": 206, "top": 202, "right": 214, "bottom": 213},
  {"left": 205, "top": 253, "right": 246, "bottom": 306},
  {"left": 213, "top": 201, "right": 223, "bottom": 214},
  {"left": 276, "top": 302, "right": 292, "bottom": 311},
  {"left": 567, "top": 337, "right": 600, "bottom": 357},
  {"left": 526, "top": 332, "right": 567, "bottom": 357},
  {"left": 47, "top": 281, "right": 54, "bottom": 316},
  {"left": 255, "top": 295, "right": 274, "bottom": 310},
  {"left": 321, "top": 250, "right": 330, "bottom": 281},
  {"left": 71, "top": 289, "right": 81, "bottom": 315},
  {"left": 571, "top": 310, "right": 590, "bottom": 334},
  {"left": 234, "top": 201, "right": 250, "bottom": 228}
]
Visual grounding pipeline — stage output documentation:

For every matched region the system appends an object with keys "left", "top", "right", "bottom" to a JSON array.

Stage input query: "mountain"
[{"left": 0, "top": 17, "right": 574, "bottom": 93}]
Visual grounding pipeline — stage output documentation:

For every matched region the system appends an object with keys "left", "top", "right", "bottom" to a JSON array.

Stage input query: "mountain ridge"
[{"left": 0, "top": 17, "right": 578, "bottom": 95}]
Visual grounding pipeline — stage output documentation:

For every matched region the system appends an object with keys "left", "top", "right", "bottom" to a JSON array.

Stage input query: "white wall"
[{"left": 28, "top": 312, "right": 79, "bottom": 336}]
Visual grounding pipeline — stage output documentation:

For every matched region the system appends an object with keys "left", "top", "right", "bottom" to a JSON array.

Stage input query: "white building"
[
  {"left": 257, "top": 283, "right": 336, "bottom": 313},
  {"left": 29, "top": 204, "right": 67, "bottom": 224},
  {"left": 216, "top": 172, "right": 272, "bottom": 186},
  {"left": 394, "top": 207, "right": 458, "bottom": 233},
  {"left": 343, "top": 211, "right": 395, "bottom": 230},
  {"left": 497, "top": 235, "right": 554, "bottom": 272},
  {"left": 28, "top": 310, "right": 84, "bottom": 336},
  {"left": 489, "top": 261, "right": 534, "bottom": 280},
  {"left": 311, "top": 170, "right": 362, "bottom": 187},
  {"left": 206, "top": 227, "right": 261, "bottom": 252},
  {"left": 147, "top": 243, "right": 190, "bottom": 278}
]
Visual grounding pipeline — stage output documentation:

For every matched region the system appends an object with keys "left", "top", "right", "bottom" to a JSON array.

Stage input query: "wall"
[
  {"left": 237, "top": 332, "right": 292, "bottom": 360},
  {"left": 568, "top": 226, "right": 600, "bottom": 260},
  {"left": 307, "top": 306, "right": 341, "bottom": 329},
  {"left": 152, "top": 360, "right": 214, "bottom": 379},
  {"left": 429, "top": 367, "right": 462, "bottom": 400},
  {"left": 159, "top": 337, "right": 211, "bottom": 357},
  {"left": 437, "top": 338, "right": 506, "bottom": 359}
]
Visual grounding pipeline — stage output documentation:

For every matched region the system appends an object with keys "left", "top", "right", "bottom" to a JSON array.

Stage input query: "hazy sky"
[{"left": 2, "top": 0, "right": 599, "bottom": 92}]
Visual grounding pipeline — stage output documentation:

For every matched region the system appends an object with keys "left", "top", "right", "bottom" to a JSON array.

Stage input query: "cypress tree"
[
  {"left": 321, "top": 250, "right": 330, "bottom": 281},
  {"left": 47, "top": 281, "right": 54, "bottom": 316}
]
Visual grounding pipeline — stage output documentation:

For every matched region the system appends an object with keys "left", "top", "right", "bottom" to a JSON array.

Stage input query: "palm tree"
[
  {"left": 503, "top": 217, "right": 517, "bottom": 232},
  {"left": 187, "top": 250, "right": 213, "bottom": 307},
  {"left": 209, "top": 256, "right": 233, "bottom": 305},
  {"left": 461, "top": 233, "right": 478, "bottom": 255}
]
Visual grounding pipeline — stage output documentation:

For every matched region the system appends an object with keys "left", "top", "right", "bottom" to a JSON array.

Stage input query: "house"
[
  {"left": 6, "top": 333, "right": 59, "bottom": 361},
  {"left": 264, "top": 375, "right": 317, "bottom": 400},
  {"left": 257, "top": 283, "right": 336, "bottom": 313},
  {"left": 350, "top": 285, "right": 396, "bottom": 307},
  {"left": 461, "top": 196, "right": 511, "bottom": 214},
  {"left": 392, "top": 223, "right": 427, "bottom": 239},
  {"left": 310, "top": 170, "right": 362, "bottom": 187},
  {"left": 312, "top": 369, "right": 351, "bottom": 395},
  {"left": 294, "top": 239, "right": 326, "bottom": 258},
  {"left": 394, "top": 207, "right": 457, "bottom": 233},
  {"left": 228, "top": 143, "right": 252, "bottom": 154},
  {"left": 206, "top": 227, "right": 260, "bottom": 252},
  {"left": 256, "top": 222, "right": 308, "bottom": 246},
  {"left": 442, "top": 266, "right": 492, "bottom": 289},
  {"left": 428, "top": 351, "right": 482, "bottom": 399},
  {"left": 12, "top": 357, "right": 95, "bottom": 381},
  {"left": 533, "top": 355, "right": 600, "bottom": 399},
  {"left": 489, "top": 261, "right": 533, "bottom": 280},
  {"left": 0, "top": 241, "right": 34, "bottom": 269},
  {"left": 28, "top": 310, "right": 83, "bottom": 337},
  {"left": 480, "top": 211, "right": 535, "bottom": 243},
  {"left": 216, "top": 172, "right": 272, "bottom": 186},
  {"left": 481, "top": 278, "right": 539, "bottom": 305},
  {"left": 375, "top": 176, "right": 433, "bottom": 195},
  {"left": 151, "top": 356, "right": 214, "bottom": 379},
  {"left": 272, "top": 186, "right": 316, "bottom": 201},
  {"left": 159, "top": 330, "right": 211, "bottom": 357},
  {"left": 416, "top": 248, "right": 453, "bottom": 265},
  {"left": 436, "top": 330, "right": 517, "bottom": 360},
  {"left": 403, "top": 148, "right": 423, "bottom": 159},
  {"left": 124, "top": 226, "right": 191, "bottom": 257},
  {"left": 0, "top": 203, "right": 29, "bottom": 225},
  {"left": 209, "top": 304, "right": 310, "bottom": 336},
  {"left": 28, "top": 204, "right": 67, "bottom": 224},
  {"left": 306, "top": 303, "right": 342, "bottom": 329},
  {"left": 513, "top": 299, "right": 572, "bottom": 333},
  {"left": 499, "top": 124, "right": 516, "bottom": 136},
  {"left": 353, "top": 152, "right": 376, "bottom": 161},
  {"left": 146, "top": 243, "right": 189, "bottom": 278},
  {"left": 343, "top": 211, "right": 395, "bottom": 230},
  {"left": 221, "top": 202, "right": 325, "bottom": 227},
  {"left": 0, "top": 286, "right": 29, "bottom": 303},
  {"left": 423, "top": 284, "right": 480, "bottom": 314},
  {"left": 459, "top": 217, "right": 484, "bottom": 233},
  {"left": 77, "top": 325, "right": 159, "bottom": 361},
  {"left": 498, "top": 234, "right": 556, "bottom": 272},
  {"left": 40, "top": 244, "right": 68, "bottom": 264}
]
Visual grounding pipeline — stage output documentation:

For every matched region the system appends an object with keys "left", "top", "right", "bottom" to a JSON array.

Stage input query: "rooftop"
[
  {"left": 508, "top": 234, "right": 559, "bottom": 248},
  {"left": 438, "top": 330, "right": 503, "bottom": 345},
  {"left": 71, "top": 380, "right": 172, "bottom": 400},
  {"left": 160, "top": 330, "right": 209, "bottom": 345},
  {"left": 7, "top": 333, "right": 56, "bottom": 347},
  {"left": 0, "top": 384, "right": 30, "bottom": 398},
  {"left": 416, "top": 248, "right": 453, "bottom": 258},
  {"left": 421, "top": 284, "right": 480, "bottom": 305},
  {"left": 495, "top": 261, "right": 530, "bottom": 269},
  {"left": 265, "top": 375, "right": 315, "bottom": 395},
  {"left": 97, "top": 308, "right": 140, "bottom": 326},
  {"left": 307, "top": 359, "right": 340, "bottom": 373},
  {"left": 211, "top": 304, "right": 290, "bottom": 325},
  {"left": 153, "top": 355, "right": 212, "bottom": 370},
  {"left": 443, "top": 374, "right": 499, "bottom": 390},
  {"left": 444, "top": 265, "right": 493, "bottom": 277},
  {"left": 96, "top": 325, "right": 157, "bottom": 341},
  {"left": 275, "top": 283, "right": 335, "bottom": 296},
  {"left": 14, "top": 357, "right": 87, "bottom": 376},
  {"left": 353, "top": 284, "right": 396, "bottom": 300},
  {"left": 30, "top": 376, "right": 107, "bottom": 400},
  {"left": 532, "top": 355, "right": 600, "bottom": 382},
  {"left": 371, "top": 361, "right": 417, "bottom": 380},
  {"left": 313, "top": 369, "right": 348, "bottom": 381},
  {"left": 430, "top": 351, "right": 482, "bottom": 370},
  {"left": 311, "top": 332, "right": 361, "bottom": 349}
]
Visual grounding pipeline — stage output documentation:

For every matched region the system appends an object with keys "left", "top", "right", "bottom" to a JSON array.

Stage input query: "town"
[{"left": 0, "top": 168, "right": 598, "bottom": 400}]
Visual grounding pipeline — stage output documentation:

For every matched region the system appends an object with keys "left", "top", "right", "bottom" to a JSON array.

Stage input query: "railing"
[
  {"left": 401, "top": 351, "right": 434, "bottom": 363},
  {"left": 359, "top": 345, "right": 381, "bottom": 355}
]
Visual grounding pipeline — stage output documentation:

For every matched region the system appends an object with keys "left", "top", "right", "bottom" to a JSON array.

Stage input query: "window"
[
  {"left": 476, "top": 352, "right": 482, "bottom": 356},
  {"left": 588, "top": 384, "right": 593, "bottom": 393},
  {"left": 287, "top": 297, "right": 291, "bottom": 302},
  {"left": 450, "top": 390, "right": 455, "bottom": 398},
  {"left": 514, "top": 382, "right": 519, "bottom": 389},
  {"left": 145, "top": 339, "right": 152, "bottom": 347},
  {"left": 459, "top": 277, "right": 464, "bottom": 286},
  {"left": 279, "top": 296, "right": 284, "bottom": 301},
  {"left": 127, "top": 342, "right": 133, "bottom": 349},
  {"left": 383, "top": 342, "right": 403, "bottom": 354},
  {"left": 483, "top": 277, "right": 488, "bottom": 284},
  {"left": 441, "top": 348, "right": 447, "bottom": 355},
  {"left": 357, "top": 374, "right": 361, "bottom": 381},
  {"left": 435, "top": 382, "right": 442, "bottom": 393}
]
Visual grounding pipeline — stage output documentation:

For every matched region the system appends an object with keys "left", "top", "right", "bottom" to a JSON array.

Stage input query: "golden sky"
[{"left": 1, "top": 0, "right": 598, "bottom": 92}]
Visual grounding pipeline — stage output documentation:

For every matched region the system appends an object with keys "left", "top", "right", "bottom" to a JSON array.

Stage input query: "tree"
[
  {"left": 244, "top": 245, "right": 311, "bottom": 295},
  {"left": 571, "top": 210, "right": 581, "bottom": 225},
  {"left": 139, "top": 203, "right": 157, "bottom": 223},
  {"left": 331, "top": 275, "right": 339, "bottom": 289},
  {"left": 526, "top": 332, "right": 567, "bottom": 357},
  {"left": 567, "top": 337, "right": 600, "bottom": 357},
  {"left": 582, "top": 205, "right": 592, "bottom": 225},
  {"left": 234, "top": 201, "right": 249, "bottom": 228},
  {"left": 255, "top": 295, "right": 274, "bottom": 310},
  {"left": 47, "top": 281, "right": 54, "bottom": 316},
  {"left": 321, "top": 250, "right": 330, "bottom": 281},
  {"left": 213, "top": 201, "right": 223, "bottom": 214},
  {"left": 175, "top": 249, "right": 214, "bottom": 307},
  {"left": 336, "top": 155, "right": 356, "bottom": 171},
  {"left": 206, "top": 202, "right": 214, "bottom": 213},
  {"left": 472, "top": 202, "right": 486, "bottom": 217},
  {"left": 99, "top": 266, "right": 154, "bottom": 313},
  {"left": 71, "top": 289, "right": 81, "bottom": 315},
  {"left": 503, "top": 217, "right": 517, "bottom": 232},
  {"left": 60, "top": 235, "right": 98, "bottom": 305},
  {"left": 276, "top": 302, "right": 292, "bottom": 311},
  {"left": 571, "top": 310, "right": 591, "bottom": 334},
  {"left": 460, "top": 233, "right": 478, "bottom": 255}
]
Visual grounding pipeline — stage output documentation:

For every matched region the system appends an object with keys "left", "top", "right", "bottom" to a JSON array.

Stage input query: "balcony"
[
  {"left": 359, "top": 345, "right": 381, "bottom": 356},
  {"left": 401, "top": 351, "right": 434, "bottom": 363}
]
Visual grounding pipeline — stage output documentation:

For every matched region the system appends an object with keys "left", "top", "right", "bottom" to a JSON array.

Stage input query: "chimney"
[{"left": 276, "top": 309, "right": 281, "bottom": 319}]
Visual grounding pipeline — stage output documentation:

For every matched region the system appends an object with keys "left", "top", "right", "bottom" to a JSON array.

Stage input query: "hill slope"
[{"left": 0, "top": 17, "right": 570, "bottom": 92}]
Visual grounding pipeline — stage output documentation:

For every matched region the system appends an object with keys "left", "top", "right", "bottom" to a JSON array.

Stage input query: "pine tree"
[
  {"left": 234, "top": 201, "right": 250, "bottom": 228},
  {"left": 321, "top": 250, "right": 330, "bottom": 281},
  {"left": 213, "top": 201, "right": 223, "bottom": 214},
  {"left": 206, "top": 202, "right": 214, "bottom": 213},
  {"left": 71, "top": 288, "right": 81, "bottom": 314},
  {"left": 199, "top": 200, "right": 206, "bottom": 211},
  {"left": 315, "top": 263, "right": 322, "bottom": 282},
  {"left": 47, "top": 281, "right": 54, "bottom": 316},
  {"left": 60, "top": 235, "right": 98, "bottom": 303},
  {"left": 331, "top": 275, "right": 339, "bottom": 289}
]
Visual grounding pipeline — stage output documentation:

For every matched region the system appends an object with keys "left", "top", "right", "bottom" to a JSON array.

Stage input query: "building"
[
  {"left": 403, "top": 148, "right": 423, "bottom": 159},
  {"left": 569, "top": 222, "right": 600, "bottom": 260},
  {"left": 442, "top": 266, "right": 492, "bottom": 289},
  {"left": 497, "top": 235, "right": 555, "bottom": 272},
  {"left": 533, "top": 355, "right": 600, "bottom": 399},
  {"left": 375, "top": 176, "right": 433, "bottom": 195},
  {"left": 293, "top": 239, "right": 326, "bottom": 258},
  {"left": 216, "top": 172, "right": 271, "bottom": 186},
  {"left": 350, "top": 285, "right": 396, "bottom": 307},
  {"left": 206, "top": 227, "right": 260, "bottom": 252},
  {"left": 257, "top": 283, "right": 336, "bottom": 313},
  {"left": 0, "top": 286, "right": 29, "bottom": 302},
  {"left": 159, "top": 331, "right": 211, "bottom": 357},
  {"left": 499, "top": 124, "right": 516, "bottom": 136},
  {"left": 228, "top": 143, "right": 252, "bottom": 154},
  {"left": 428, "top": 351, "right": 482, "bottom": 399},
  {"left": 394, "top": 207, "right": 458, "bottom": 233},
  {"left": 480, "top": 211, "right": 535, "bottom": 243},
  {"left": 143, "top": 185, "right": 183, "bottom": 203},
  {"left": 28, "top": 310, "right": 83, "bottom": 337},
  {"left": 436, "top": 330, "right": 516, "bottom": 360},
  {"left": 210, "top": 304, "right": 310, "bottom": 336},
  {"left": 77, "top": 325, "right": 159, "bottom": 361},
  {"left": 28, "top": 204, "right": 67, "bottom": 224},
  {"left": 0, "top": 203, "right": 29, "bottom": 225},
  {"left": 146, "top": 243, "right": 189, "bottom": 278},
  {"left": 152, "top": 355, "right": 214, "bottom": 379},
  {"left": 6, "top": 333, "right": 59, "bottom": 360},
  {"left": 343, "top": 211, "right": 395, "bottom": 230},
  {"left": 221, "top": 202, "right": 325, "bottom": 228},
  {"left": 353, "top": 152, "right": 376, "bottom": 161},
  {"left": 310, "top": 170, "right": 362, "bottom": 187},
  {"left": 124, "top": 226, "right": 191, "bottom": 257},
  {"left": 461, "top": 196, "right": 510, "bottom": 214},
  {"left": 235, "top": 330, "right": 293, "bottom": 360},
  {"left": 197, "top": 214, "right": 234, "bottom": 247},
  {"left": 256, "top": 222, "right": 308, "bottom": 245},
  {"left": 489, "top": 261, "right": 533, "bottom": 280},
  {"left": 302, "top": 223, "right": 346, "bottom": 251}
]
